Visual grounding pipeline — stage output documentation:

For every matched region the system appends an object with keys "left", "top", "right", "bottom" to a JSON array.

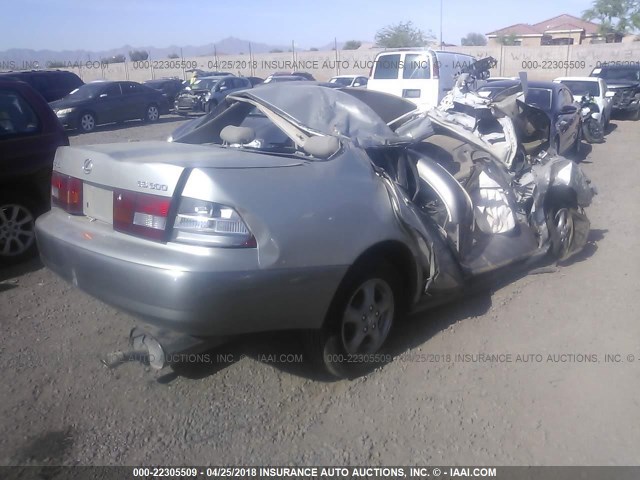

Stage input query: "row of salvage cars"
[{"left": 34, "top": 67, "right": 596, "bottom": 378}]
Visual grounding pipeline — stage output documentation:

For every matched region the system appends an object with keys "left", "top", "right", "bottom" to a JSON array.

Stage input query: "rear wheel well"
[
  {"left": 334, "top": 241, "right": 418, "bottom": 318},
  {"left": 0, "top": 173, "right": 50, "bottom": 211},
  {"left": 545, "top": 186, "right": 578, "bottom": 212}
]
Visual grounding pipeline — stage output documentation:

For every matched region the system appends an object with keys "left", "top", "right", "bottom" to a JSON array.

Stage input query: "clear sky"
[{"left": 2, "top": 0, "right": 594, "bottom": 51}]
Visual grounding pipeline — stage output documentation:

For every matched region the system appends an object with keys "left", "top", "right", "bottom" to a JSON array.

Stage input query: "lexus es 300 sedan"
[{"left": 36, "top": 82, "right": 595, "bottom": 377}]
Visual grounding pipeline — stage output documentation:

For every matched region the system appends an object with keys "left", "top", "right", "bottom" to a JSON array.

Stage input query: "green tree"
[
  {"left": 129, "top": 50, "right": 149, "bottom": 61},
  {"left": 582, "top": 0, "right": 640, "bottom": 34},
  {"left": 496, "top": 33, "right": 520, "bottom": 46},
  {"left": 309, "top": 47, "right": 319, "bottom": 51},
  {"left": 375, "top": 21, "right": 435, "bottom": 48},
  {"left": 343, "top": 40, "right": 362, "bottom": 50},
  {"left": 269, "top": 49, "right": 284, "bottom": 53},
  {"left": 167, "top": 53, "right": 180, "bottom": 59},
  {"left": 461, "top": 32, "right": 487, "bottom": 46}
]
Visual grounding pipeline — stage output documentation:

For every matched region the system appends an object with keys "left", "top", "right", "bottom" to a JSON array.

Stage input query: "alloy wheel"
[
  {"left": 0, "top": 204, "right": 36, "bottom": 257},
  {"left": 341, "top": 278, "right": 394, "bottom": 354},
  {"left": 554, "top": 208, "right": 574, "bottom": 254},
  {"left": 588, "top": 120, "right": 602, "bottom": 140},
  {"left": 80, "top": 113, "right": 95, "bottom": 132},
  {"left": 147, "top": 105, "right": 159, "bottom": 121}
]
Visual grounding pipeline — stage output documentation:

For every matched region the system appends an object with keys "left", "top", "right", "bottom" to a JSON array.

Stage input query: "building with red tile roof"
[{"left": 486, "top": 14, "right": 611, "bottom": 46}]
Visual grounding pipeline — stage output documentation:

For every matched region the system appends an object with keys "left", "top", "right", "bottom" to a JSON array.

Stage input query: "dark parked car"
[
  {"left": 262, "top": 75, "right": 307, "bottom": 84},
  {"left": 477, "top": 80, "right": 582, "bottom": 157},
  {"left": 0, "top": 70, "right": 84, "bottom": 102},
  {"left": 291, "top": 71, "right": 315, "bottom": 80},
  {"left": 186, "top": 70, "right": 234, "bottom": 84},
  {"left": 247, "top": 76, "right": 264, "bottom": 87},
  {"left": 174, "top": 76, "right": 252, "bottom": 114},
  {"left": 0, "top": 79, "right": 69, "bottom": 265},
  {"left": 143, "top": 78, "right": 185, "bottom": 105},
  {"left": 49, "top": 80, "right": 170, "bottom": 133},
  {"left": 590, "top": 64, "right": 640, "bottom": 120}
]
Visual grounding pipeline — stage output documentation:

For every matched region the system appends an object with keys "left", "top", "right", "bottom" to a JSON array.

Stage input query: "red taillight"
[
  {"left": 113, "top": 189, "right": 171, "bottom": 241},
  {"left": 432, "top": 59, "right": 440, "bottom": 79},
  {"left": 51, "top": 172, "right": 83, "bottom": 214}
]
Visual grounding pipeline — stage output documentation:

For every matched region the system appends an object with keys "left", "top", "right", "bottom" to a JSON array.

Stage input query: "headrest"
[
  {"left": 303, "top": 135, "right": 340, "bottom": 159},
  {"left": 220, "top": 125, "right": 256, "bottom": 144}
]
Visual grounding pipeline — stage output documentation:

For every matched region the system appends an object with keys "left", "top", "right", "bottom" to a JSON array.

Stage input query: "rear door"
[
  {"left": 120, "top": 82, "right": 146, "bottom": 120},
  {"left": 95, "top": 83, "right": 125, "bottom": 124},
  {"left": 399, "top": 52, "right": 438, "bottom": 108},
  {"left": 368, "top": 52, "right": 402, "bottom": 97}
]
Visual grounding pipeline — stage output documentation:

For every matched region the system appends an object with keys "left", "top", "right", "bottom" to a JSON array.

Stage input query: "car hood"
[
  {"left": 70, "top": 141, "right": 304, "bottom": 168},
  {"left": 49, "top": 97, "right": 91, "bottom": 110},
  {"left": 605, "top": 80, "right": 639, "bottom": 90}
]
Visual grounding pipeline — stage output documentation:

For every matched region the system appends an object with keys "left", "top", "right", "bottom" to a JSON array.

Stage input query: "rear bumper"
[{"left": 35, "top": 208, "right": 345, "bottom": 336}]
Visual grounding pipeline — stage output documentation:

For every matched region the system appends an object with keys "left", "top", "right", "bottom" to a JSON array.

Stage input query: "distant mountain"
[
  {"left": 0, "top": 37, "right": 297, "bottom": 68},
  {"left": 316, "top": 41, "right": 345, "bottom": 51}
]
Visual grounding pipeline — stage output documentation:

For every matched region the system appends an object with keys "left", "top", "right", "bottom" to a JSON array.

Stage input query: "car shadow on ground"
[
  {"left": 161, "top": 229, "right": 606, "bottom": 383},
  {"left": 604, "top": 122, "right": 618, "bottom": 136},
  {"left": 66, "top": 115, "right": 190, "bottom": 137},
  {"left": 558, "top": 228, "right": 606, "bottom": 267},
  {"left": 0, "top": 257, "right": 44, "bottom": 286},
  {"left": 573, "top": 141, "right": 593, "bottom": 163}
]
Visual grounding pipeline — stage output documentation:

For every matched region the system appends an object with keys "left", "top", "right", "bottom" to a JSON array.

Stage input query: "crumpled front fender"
[
  {"left": 521, "top": 154, "right": 596, "bottom": 254},
  {"left": 548, "top": 158, "right": 597, "bottom": 208}
]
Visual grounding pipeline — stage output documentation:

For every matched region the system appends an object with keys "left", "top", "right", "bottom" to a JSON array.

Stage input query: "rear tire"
[
  {"left": 570, "top": 127, "right": 582, "bottom": 156},
  {"left": 0, "top": 193, "right": 39, "bottom": 266},
  {"left": 546, "top": 194, "right": 578, "bottom": 261},
  {"left": 583, "top": 120, "right": 603, "bottom": 144},
  {"left": 307, "top": 261, "right": 402, "bottom": 379}
]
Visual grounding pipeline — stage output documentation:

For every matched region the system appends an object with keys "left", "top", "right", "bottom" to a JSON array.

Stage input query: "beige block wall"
[
  {"left": 6, "top": 42, "right": 640, "bottom": 84},
  {"left": 520, "top": 37, "right": 542, "bottom": 47}
]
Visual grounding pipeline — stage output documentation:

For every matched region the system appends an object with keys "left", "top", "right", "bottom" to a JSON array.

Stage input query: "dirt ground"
[{"left": 1, "top": 114, "right": 639, "bottom": 466}]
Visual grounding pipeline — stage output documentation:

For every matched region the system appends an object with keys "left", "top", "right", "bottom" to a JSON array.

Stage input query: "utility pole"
[{"left": 439, "top": 0, "right": 443, "bottom": 48}]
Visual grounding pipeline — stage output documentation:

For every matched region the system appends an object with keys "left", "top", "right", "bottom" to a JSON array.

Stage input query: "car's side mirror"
[
  {"left": 605, "top": 91, "right": 615, "bottom": 98},
  {"left": 218, "top": 85, "right": 228, "bottom": 91},
  {"left": 99, "top": 93, "right": 108, "bottom": 98},
  {"left": 353, "top": 82, "right": 361, "bottom": 87},
  {"left": 560, "top": 104, "right": 578, "bottom": 114}
]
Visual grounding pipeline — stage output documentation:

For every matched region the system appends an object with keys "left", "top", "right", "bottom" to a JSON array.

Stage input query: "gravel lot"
[{"left": 1, "top": 114, "right": 639, "bottom": 466}]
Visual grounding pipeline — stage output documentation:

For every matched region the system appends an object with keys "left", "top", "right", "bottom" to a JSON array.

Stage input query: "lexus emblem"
[{"left": 83, "top": 158, "right": 93, "bottom": 174}]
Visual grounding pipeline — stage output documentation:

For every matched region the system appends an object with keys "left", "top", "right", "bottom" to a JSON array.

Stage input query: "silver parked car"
[{"left": 36, "top": 82, "right": 595, "bottom": 377}]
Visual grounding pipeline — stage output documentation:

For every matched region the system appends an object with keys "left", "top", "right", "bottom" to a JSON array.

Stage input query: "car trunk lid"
[{"left": 51, "top": 141, "right": 302, "bottom": 233}]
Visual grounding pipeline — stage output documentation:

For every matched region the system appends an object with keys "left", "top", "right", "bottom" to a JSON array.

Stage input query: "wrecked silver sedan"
[{"left": 35, "top": 82, "right": 595, "bottom": 377}]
